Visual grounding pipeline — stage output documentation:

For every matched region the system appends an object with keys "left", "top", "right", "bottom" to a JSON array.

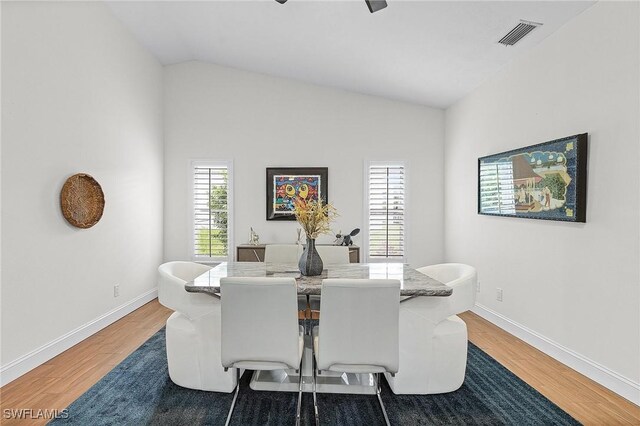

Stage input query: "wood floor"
[
  {"left": 0, "top": 301, "right": 173, "bottom": 426},
  {"left": 460, "top": 312, "right": 640, "bottom": 425},
  {"left": 1, "top": 300, "right": 638, "bottom": 425}
]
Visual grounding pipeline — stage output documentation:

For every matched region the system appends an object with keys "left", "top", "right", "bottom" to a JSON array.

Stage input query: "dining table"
[
  {"left": 185, "top": 261, "right": 452, "bottom": 297},
  {"left": 184, "top": 262, "right": 452, "bottom": 395}
]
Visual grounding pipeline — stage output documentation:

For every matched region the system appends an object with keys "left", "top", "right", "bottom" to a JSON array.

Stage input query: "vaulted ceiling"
[{"left": 107, "top": 0, "right": 594, "bottom": 108}]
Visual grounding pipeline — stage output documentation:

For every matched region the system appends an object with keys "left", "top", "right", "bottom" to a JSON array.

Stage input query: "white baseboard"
[
  {"left": 0, "top": 288, "right": 158, "bottom": 387},
  {"left": 472, "top": 303, "right": 640, "bottom": 406}
]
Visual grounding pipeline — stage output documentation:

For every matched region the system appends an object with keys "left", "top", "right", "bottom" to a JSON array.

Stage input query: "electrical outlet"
[
  {"left": 496, "top": 288, "right": 503, "bottom": 302},
  {"left": 114, "top": 284, "right": 120, "bottom": 298}
]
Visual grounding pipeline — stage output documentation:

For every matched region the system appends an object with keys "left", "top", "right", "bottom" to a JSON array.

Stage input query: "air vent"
[{"left": 498, "top": 20, "right": 543, "bottom": 46}]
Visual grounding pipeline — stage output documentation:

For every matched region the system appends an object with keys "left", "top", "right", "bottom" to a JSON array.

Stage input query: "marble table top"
[{"left": 185, "top": 262, "right": 452, "bottom": 297}]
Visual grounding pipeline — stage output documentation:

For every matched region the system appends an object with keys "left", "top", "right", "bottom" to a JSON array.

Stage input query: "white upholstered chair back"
[
  {"left": 315, "top": 246, "right": 350, "bottom": 265},
  {"left": 386, "top": 263, "right": 477, "bottom": 395},
  {"left": 158, "top": 261, "right": 235, "bottom": 393},
  {"left": 264, "top": 244, "right": 303, "bottom": 263},
  {"left": 415, "top": 263, "right": 477, "bottom": 315},
  {"left": 306, "top": 246, "right": 350, "bottom": 312},
  {"left": 316, "top": 279, "right": 400, "bottom": 373},
  {"left": 220, "top": 277, "right": 301, "bottom": 370},
  {"left": 158, "top": 261, "right": 213, "bottom": 318}
]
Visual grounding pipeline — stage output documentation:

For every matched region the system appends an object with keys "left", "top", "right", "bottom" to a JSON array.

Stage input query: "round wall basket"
[{"left": 60, "top": 173, "right": 105, "bottom": 229}]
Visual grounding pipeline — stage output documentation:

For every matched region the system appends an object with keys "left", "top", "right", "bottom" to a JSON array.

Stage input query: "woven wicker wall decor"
[{"left": 60, "top": 173, "right": 105, "bottom": 229}]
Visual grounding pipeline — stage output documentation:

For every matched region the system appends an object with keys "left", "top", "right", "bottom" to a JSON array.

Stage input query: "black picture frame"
[
  {"left": 266, "top": 167, "right": 329, "bottom": 221},
  {"left": 478, "top": 133, "right": 588, "bottom": 222}
]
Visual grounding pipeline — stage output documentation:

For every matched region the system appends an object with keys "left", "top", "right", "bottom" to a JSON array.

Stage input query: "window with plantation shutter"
[
  {"left": 366, "top": 162, "right": 406, "bottom": 261},
  {"left": 478, "top": 160, "right": 516, "bottom": 215},
  {"left": 192, "top": 161, "right": 233, "bottom": 260}
]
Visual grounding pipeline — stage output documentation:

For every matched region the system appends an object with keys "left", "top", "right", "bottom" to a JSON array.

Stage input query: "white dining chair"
[
  {"left": 385, "top": 263, "right": 477, "bottom": 395},
  {"left": 158, "top": 261, "right": 237, "bottom": 392},
  {"left": 312, "top": 278, "right": 400, "bottom": 426},
  {"left": 315, "top": 245, "right": 350, "bottom": 265},
  {"left": 264, "top": 244, "right": 311, "bottom": 325},
  {"left": 308, "top": 246, "right": 350, "bottom": 312},
  {"left": 264, "top": 244, "right": 303, "bottom": 264},
  {"left": 220, "top": 277, "right": 305, "bottom": 426}
]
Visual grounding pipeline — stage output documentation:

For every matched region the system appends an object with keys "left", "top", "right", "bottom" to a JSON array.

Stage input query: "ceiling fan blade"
[
  {"left": 365, "top": 0, "right": 387, "bottom": 13},
  {"left": 274, "top": 0, "right": 387, "bottom": 13}
]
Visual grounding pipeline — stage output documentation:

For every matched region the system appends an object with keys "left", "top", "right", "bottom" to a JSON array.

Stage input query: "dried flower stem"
[{"left": 293, "top": 198, "right": 338, "bottom": 239}]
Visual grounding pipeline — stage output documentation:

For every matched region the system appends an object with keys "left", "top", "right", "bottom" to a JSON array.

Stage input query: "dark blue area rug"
[{"left": 49, "top": 328, "right": 579, "bottom": 425}]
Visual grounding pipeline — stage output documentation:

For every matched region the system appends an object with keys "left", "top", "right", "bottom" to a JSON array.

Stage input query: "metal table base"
[{"left": 249, "top": 335, "right": 376, "bottom": 394}]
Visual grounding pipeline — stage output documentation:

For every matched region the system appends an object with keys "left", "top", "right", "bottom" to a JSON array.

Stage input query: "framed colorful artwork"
[
  {"left": 478, "top": 133, "right": 588, "bottom": 222},
  {"left": 266, "top": 167, "right": 328, "bottom": 221}
]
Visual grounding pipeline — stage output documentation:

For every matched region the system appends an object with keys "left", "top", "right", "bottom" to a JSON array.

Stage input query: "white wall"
[
  {"left": 164, "top": 62, "right": 444, "bottom": 267},
  {"left": 1, "top": 1, "right": 163, "bottom": 380},
  {"left": 445, "top": 1, "right": 639, "bottom": 402}
]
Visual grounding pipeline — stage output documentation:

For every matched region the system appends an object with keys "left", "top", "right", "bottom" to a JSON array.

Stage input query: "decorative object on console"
[
  {"left": 293, "top": 198, "right": 338, "bottom": 276},
  {"left": 335, "top": 228, "right": 360, "bottom": 246},
  {"left": 266, "top": 167, "right": 328, "bottom": 221},
  {"left": 248, "top": 227, "right": 260, "bottom": 245},
  {"left": 60, "top": 173, "right": 105, "bottom": 229},
  {"left": 296, "top": 228, "right": 302, "bottom": 245},
  {"left": 478, "top": 133, "right": 587, "bottom": 222}
]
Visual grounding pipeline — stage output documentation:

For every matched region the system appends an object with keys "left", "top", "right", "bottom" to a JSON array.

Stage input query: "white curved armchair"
[
  {"left": 158, "top": 261, "right": 236, "bottom": 392},
  {"left": 385, "top": 263, "right": 477, "bottom": 395}
]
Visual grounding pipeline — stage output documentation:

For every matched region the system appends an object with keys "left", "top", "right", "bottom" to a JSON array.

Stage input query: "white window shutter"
[
  {"left": 367, "top": 163, "right": 405, "bottom": 260},
  {"left": 193, "top": 163, "right": 232, "bottom": 260}
]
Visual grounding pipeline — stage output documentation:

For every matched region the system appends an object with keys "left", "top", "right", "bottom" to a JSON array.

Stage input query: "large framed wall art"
[
  {"left": 266, "top": 167, "right": 328, "bottom": 221},
  {"left": 478, "top": 133, "right": 588, "bottom": 222}
]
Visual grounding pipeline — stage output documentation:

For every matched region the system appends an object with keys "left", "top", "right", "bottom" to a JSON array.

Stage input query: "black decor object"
[
  {"left": 478, "top": 133, "right": 588, "bottom": 222},
  {"left": 365, "top": 0, "right": 387, "bottom": 13},
  {"left": 299, "top": 238, "right": 323, "bottom": 276},
  {"left": 336, "top": 228, "right": 360, "bottom": 246},
  {"left": 266, "top": 167, "right": 328, "bottom": 221}
]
